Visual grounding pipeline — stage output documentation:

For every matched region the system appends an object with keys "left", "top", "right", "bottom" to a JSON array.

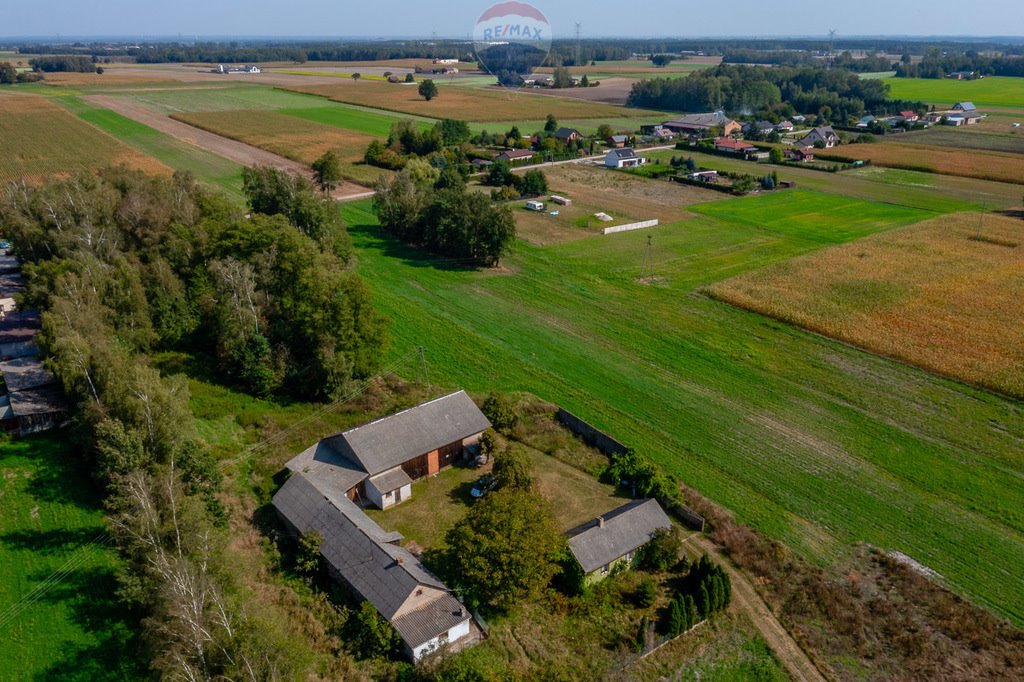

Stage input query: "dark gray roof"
[
  {"left": 8, "top": 384, "right": 65, "bottom": 418},
  {"left": 392, "top": 593, "right": 468, "bottom": 648},
  {"left": 499, "top": 149, "right": 534, "bottom": 159},
  {"left": 0, "top": 255, "right": 19, "bottom": 274},
  {"left": 0, "top": 357, "right": 56, "bottom": 393},
  {"left": 324, "top": 391, "right": 490, "bottom": 477},
  {"left": 0, "top": 273, "right": 24, "bottom": 296},
  {"left": 955, "top": 101, "right": 977, "bottom": 111},
  {"left": 286, "top": 440, "right": 369, "bottom": 497},
  {"left": 273, "top": 472, "right": 456, "bottom": 639},
  {"left": 566, "top": 499, "right": 672, "bottom": 574},
  {"left": 0, "top": 311, "right": 40, "bottom": 346},
  {"left": 663, "top": 112, "right": 734, "bottom": 129},
  {"left": 554, "top": 127, "right": 580, "bottom": 139},
  {"left": 370, "top": 467, "right": 413, "bottom": 494},
  {"left": 611, "top": 147, "right": 637, "bottom": 159}
]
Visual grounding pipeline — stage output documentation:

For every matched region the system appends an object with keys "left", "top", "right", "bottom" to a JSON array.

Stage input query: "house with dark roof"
[
  {"left": 661, "top": 112, "right": 741, "bottom": 138},
  {"left": 272, "top": 472, "right": 478, "bottom": 660},
  {"left": 495, "top": 148, "right": 535, "bottom": 165},
  {"left": 286, "top": 391, "right": 491, "bottom": 510},
  {"left": 607, "top": 134, "right": 630, "bottom": 148},
  {"left": 796, "top": 125, "right": 839, "bottom": 149},
  {"left": 605, "top": 147, "right": 645, "bottom": 169},
  {"left": 566, "top": 499, "right": 672, "bottom": 585},
  {"left": 554, "top": 127, "right": 582, "bottom": 144}
]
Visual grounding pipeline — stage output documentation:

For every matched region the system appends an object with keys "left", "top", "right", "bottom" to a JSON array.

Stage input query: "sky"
[{"left": 2, "top": 0, "right": 1021, "bottom": 39}]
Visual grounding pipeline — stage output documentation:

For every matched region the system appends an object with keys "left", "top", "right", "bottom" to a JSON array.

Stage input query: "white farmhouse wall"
[{"left": 411, "top": 617, "right": 472, "bottom": 660}]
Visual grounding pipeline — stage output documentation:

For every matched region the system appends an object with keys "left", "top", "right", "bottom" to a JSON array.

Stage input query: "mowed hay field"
[
  {"left": 885, "top": 76, "right": 1024, "bottom": 109},
  {"left": 707, "top": 212, "right": 1024, "bottom": 397},
  {"left": 0, "top": 93, "right": 168, "bottom": 183},
  {"left": 286, "top": 79, "right": 666, "bottom": 122},
  {"left": 170, "top": 109, "right": 383, "bottom": 184},
  {"left": 817, "top": 142, "right": 1024, "bottom": 185},
  {"left": 339, "top": 189, "right": 1024, "bottom": 627}
]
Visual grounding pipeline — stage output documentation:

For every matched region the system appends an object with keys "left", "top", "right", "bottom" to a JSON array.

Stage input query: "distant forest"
[
  {"left": 7, "top": 37, "right": 1024, "bottom": 66},
  {"left": 627, "top": 64, "right": 925, "bottom": 120},
  {"left": 895, "top": 50, "right": 1024, "bottom": 78}
]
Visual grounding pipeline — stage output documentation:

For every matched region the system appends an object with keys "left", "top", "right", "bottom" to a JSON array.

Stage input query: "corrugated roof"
[
  {"left": 392, "top": 593, "right": 468, "bottom": 648},
  {"left": 566, "top": 499, "right": 672, "bottom": 574},
  {"left": 0, "top": 357, "right": 56, "bottom": 393},
  {"left": 8, "top": 384, "right": 65, "bottom": 418},
  {"left": 286, "top": 440, "right": 369, "bottom": 497},
  {"left": 370, "top": 467, "right": 413, "bottom": 494},
  {"left": 0, "top": 311, "right": 41, "bottom": 346},
  {"left": 273, "top": 472, "right": 458, "bottom": 642},
  {"left": 325, "top": 391, "right": 491, "bottom": 477}
]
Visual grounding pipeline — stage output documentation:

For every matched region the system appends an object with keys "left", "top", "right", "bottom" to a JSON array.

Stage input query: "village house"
[
  {"left": 607, "top": 134, "right": 630, "bottom": 148},
  {"left": 687, "top": 170, "right": 719, "bottom": 183},
  {"left": 775, "top": 120, "right": 794, "bottom": 132},
  {"left": 950, "top": 101, "right": 985, "bottom": 124},
  {"left": 714, "top": 137, "right": 759, "bottom": 157},
  {"left": 273, "top": 472, "right": 479, "bottom": 661},
  {"left": 605, "top": 147, "right": 645, "bottom": 169},
  {"left": 661, "top": 112, "right": 742, "bottom": 138},
  {"left": 796, "top": 125, "right": 839, "bottom": 149},
  {"left": 496, "top": 148, "right": 535, "bottom": 165},
  {"left": 784, "top": 147, "right": 815, "bottom": 162},
  {"left": 286, "top": 391, "right": 491, "bottom": 510},
  {"left": 554, "top": 127, "right": 583, "bottom": 144},
  {"left": 899, "top": 110, "right": 919, "bottom": 123},
  {"left": 566, "top": 499, "right": 672, "bottom": 585}
]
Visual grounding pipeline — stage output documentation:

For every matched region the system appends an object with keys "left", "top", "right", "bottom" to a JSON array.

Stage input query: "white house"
[{"left": 605, "top": 148, "right": 644, "bottom": 169}]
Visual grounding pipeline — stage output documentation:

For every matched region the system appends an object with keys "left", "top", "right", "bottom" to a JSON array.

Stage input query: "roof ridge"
[{"left": 334, "top": 390, "right": 468, "bottom": 439}]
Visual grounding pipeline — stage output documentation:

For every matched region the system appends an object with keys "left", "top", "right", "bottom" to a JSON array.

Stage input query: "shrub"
[
  {"left": 637, "top": 526, "right": 681, "bottom": 571},
  {"left": 482, "top": 392, "right": 518, "bottom": 431},
  {"left": 634, "top": 574, "right": 658, "bottom": 608}
]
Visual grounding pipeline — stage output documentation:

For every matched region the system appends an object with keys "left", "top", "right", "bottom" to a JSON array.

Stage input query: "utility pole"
[
  {"left": 828, "top": 30, "right": 837, "bottom": 69},
  {"left": 575, "top": 23, "right": 583, "bottom": 67},
  {"left": 416, "top": 346, "right": 431, "bottom": 391},
  {"left": 640, "top": 235, "right": 654, "bottom": 280}
]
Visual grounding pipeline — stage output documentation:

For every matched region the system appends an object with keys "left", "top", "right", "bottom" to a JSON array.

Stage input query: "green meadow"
[
  {"left": 0, "top": 434, "right": 144, "bottom": 680},
  {"left": 885, "top": 76, "right": 1024, "bottom": 109},
  {"left": 339, "top": 190, "right": 1024, "bottom": 627}
]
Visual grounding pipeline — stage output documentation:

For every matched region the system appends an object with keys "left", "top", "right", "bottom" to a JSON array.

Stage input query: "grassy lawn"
[
  {"left": 338, "top": 189, "right": 1024, "bottom": 627},
  {"left": 0, "top": 434, "right": 145, "bottom": 680},
  {"left": 885, "top": 76, "right": 1024, "bottom": 109},
  {"left": 365, "top": 443, "right": 625, "bottom": 550}
]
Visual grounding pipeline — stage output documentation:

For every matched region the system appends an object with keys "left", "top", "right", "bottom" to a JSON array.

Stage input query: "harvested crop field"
[
  {"left": 170, "top": 109, "right": 385, "bottom": 185},
  {"left": 881, "top": 125, "right": 1024, "bottom": 154},
  {"left": 707, "top": 212, "right": 1024, "bottom": 397},
  {"left": 0, "top": 93, "right": 168, "bottom": 183},
  {"left": 817, "top": 142, "right": 1024, "bottom": 185},
  {"left": 284, "top": 80, "right": 665, "bottom": 122},
  {"left": 37, "top": 71, "right": 176, "bottom": 87}
]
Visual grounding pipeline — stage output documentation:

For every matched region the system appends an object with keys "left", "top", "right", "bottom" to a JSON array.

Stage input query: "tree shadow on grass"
[
  {"left": 32, "top": 566, "right": 149, "bottom": 681},
  {"left": 0, "top": 527, "right": 106, "bottom": 556},
  {"left": 9, "top": 431, "right": 103, "bottom": 510},
  {"left": 347, "top": 223, "right": 483, "bottom": 273}
]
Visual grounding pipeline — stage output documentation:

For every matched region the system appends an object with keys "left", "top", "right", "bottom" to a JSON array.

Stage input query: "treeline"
[
  {"left": 29, "top": 55, "right": 96, "bottom": 72},
  {"left": 364, "top": 118, "right": 471, "bottom": 171},
  {"left": 896, "top": 51, "right": 1024, "bottom": 78},
  {"left": 627, "top": 64, "right": 921, "bottom": 121},
  {"left": 9, "top": 167, "right": 386, "bottom": 402},
  {"left": 722, "top": 50, "right": 894, "bottom": 73},
  {"left": 0, "top": 168, "right": 363, "bottom": 678},
  {"left": 373, "top": 162, "right": 516, "bottom": 266}
]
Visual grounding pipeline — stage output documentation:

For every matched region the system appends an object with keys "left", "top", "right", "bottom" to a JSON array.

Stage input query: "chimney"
[
  {"left": 598, "top": 516, "right": 605, "bottom": 528},
  {"left": 396, "top": 556, "right": 404, "bottom": 566}
]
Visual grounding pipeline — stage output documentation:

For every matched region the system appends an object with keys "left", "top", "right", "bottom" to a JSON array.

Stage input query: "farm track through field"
[
  {"left": 684, "top": 533, "right": 829, "bottom": 682},
  {"left": 84, "top": 95, "right": 371, "bottom": 199}
]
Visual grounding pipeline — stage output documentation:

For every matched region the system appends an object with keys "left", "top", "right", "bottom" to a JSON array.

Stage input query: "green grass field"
[
  {"left": 885, "top": 76, "right": 1024, "bottom": 109},
  {"left": 59, "top": 96, "right": 246, "bottom": 199},
  {"left": 0, "top": 434, "right": 145, "bottom": 680},
  {"left": 338, "top": 189, "right": 1024, "bottom": 627}
]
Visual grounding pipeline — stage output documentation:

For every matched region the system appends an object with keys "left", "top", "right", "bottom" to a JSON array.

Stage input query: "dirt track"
[
  {"left": 684, "top": 533, "right": 828, "bottom": 682},
  {"left": 84, "top": 95, "right": 371, "bottom": 199}
]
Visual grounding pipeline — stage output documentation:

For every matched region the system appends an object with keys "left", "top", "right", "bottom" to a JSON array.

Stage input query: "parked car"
[
  {"left": 0, "top": 240, "right": 10, "bottom": 250},
  {"left": 470, "top": 474, "right": 498, "bottom": 499}
]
